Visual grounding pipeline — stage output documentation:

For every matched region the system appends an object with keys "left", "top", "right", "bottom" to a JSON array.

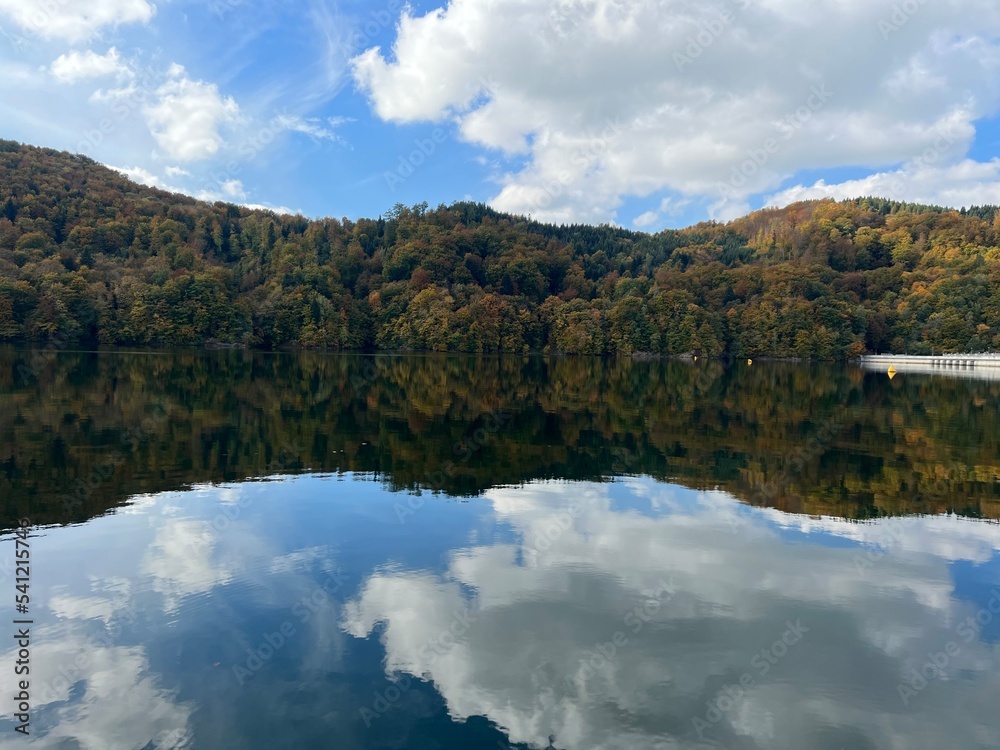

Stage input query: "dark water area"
[
  {"left": 4, "top": 347, "right": 1000, "bottom": 528},
  {"left": 1, "top": 348, "right": 999, "bottom": 749}
]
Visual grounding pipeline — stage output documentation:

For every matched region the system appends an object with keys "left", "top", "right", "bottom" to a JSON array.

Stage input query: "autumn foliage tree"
[{"left": 1, "top": 140, "right": 999, "bottom": 357}]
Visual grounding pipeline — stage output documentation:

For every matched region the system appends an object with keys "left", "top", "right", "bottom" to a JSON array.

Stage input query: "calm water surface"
[{"left": 1, "top": 349, "right": 999, "bottom": 749}]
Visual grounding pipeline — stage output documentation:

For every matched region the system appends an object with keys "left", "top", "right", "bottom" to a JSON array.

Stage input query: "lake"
[{"left": 1, "top": 348, "right": 999, "bottom": 750}]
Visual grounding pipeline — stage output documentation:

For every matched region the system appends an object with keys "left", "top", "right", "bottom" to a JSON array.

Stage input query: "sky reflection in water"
[{"left": 1, "top": 474, "right": 999, "bottom": 750}]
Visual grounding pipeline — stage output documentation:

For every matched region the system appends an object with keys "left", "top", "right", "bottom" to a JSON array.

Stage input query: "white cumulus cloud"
[
  {"left": 143, "top": 64, "right": 241, "bottom": 162},
  {"left": 352, "top": 0, "right": 1000, "bottom": 223},
  {"left": 140, "top": 518, "right": 237, "bottom": 614},
  {"left": 768, "top": 157, "right": 1000, "bottom": 210},
  {"left": 0, "top": 0, "right": 155, "bottom": 43},
  {"left": 109, "top": 164, "right": 299, "bottom": 215},
  {"left": 108, "top": 164, "right": 179, "bottom": 192},
  {"left": 50, "top": 47, "right": 129, "bottom": 83}
]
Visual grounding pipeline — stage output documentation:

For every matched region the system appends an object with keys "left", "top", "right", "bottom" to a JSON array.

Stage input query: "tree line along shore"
[{"left": 1, "top": 140, "right": 999, "bottom": 358}]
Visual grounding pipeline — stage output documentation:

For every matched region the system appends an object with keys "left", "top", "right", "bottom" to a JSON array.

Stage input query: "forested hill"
[{"left": 2, "top": 139, "right": 999, "bottom": 357}]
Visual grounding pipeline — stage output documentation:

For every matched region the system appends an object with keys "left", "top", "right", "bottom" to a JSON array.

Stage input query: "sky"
[{"left": 1, "top": 0, "right": 1000, "bottom": 230}]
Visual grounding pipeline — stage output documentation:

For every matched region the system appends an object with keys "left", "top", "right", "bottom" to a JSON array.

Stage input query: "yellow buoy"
[
  {"left": 747, "top": 359, "right": 753, "bottom": 366},
  {"left": 887, "top": 366, "right": 897, "bottom": 380}
]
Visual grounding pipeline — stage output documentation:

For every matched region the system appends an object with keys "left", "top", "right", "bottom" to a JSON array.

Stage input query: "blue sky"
[{"left": 2, "top": 0, "right": 1000, "bottom": 230}]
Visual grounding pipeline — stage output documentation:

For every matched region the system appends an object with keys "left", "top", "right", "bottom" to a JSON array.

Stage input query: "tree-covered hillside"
[{"left": 2, "top": 139, "right": 999, "bottom": 357}]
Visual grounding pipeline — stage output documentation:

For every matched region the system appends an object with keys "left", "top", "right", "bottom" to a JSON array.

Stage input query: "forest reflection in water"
[
  {"left": 1, "top": 346, "right": 999, "bottom": 528},
  {"left": 2, "top": 348, "right": 1000, "bottom": 749}
]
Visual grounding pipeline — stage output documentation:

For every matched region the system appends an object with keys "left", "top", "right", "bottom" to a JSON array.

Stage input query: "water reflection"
[
  {"left": 4, "top": 348, "right": 1000, "bottom": 529},
  {"left": 346, "top": 479, "right": 1000, "bottom": 749},
  {"left": 1, "top": 474, "right": 997, "bottom": 749}
]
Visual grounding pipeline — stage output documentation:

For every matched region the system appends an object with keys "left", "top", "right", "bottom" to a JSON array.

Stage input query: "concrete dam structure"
[{"left": 859, "top": 354, "right": 1000, "bottom": 382}]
